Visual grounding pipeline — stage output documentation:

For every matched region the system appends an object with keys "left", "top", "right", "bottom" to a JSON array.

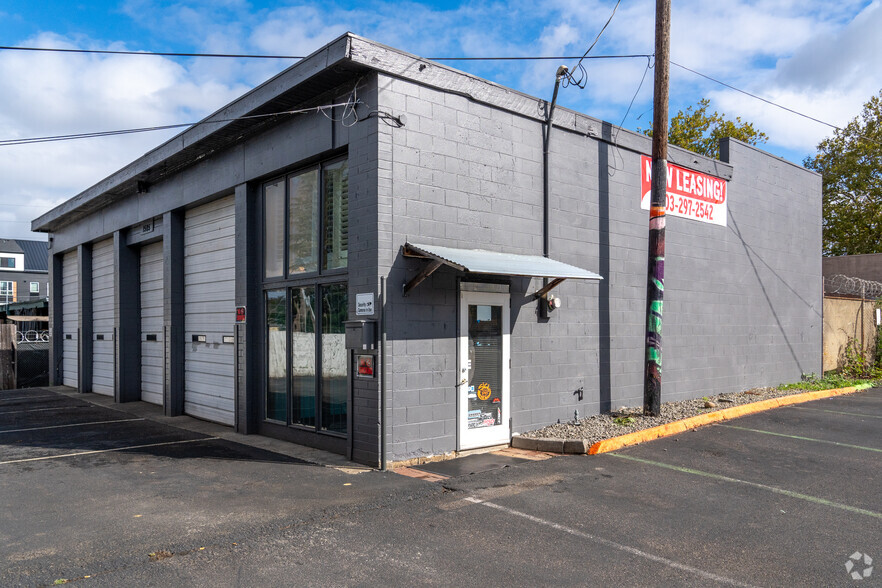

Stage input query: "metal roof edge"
[
  {"left": 34, "top": 33, "right": 744, "bottom": 233},
  {"left": 347, "top": 37, "right": 732, "bottom": 181}
]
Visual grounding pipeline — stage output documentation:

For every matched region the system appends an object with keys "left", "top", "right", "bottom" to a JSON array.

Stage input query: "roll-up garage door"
[
  {"left": 91, "top": 238, "right": 115, "bottom": 396},
  {"left": 184, "top": 196, "right": 235, "bottom": 425},
  {"left": 61, "top": 251, "right": 79, "bottom": 388},
  {"left": 140, "top": 241, "right": 164, "bottom": 405}
]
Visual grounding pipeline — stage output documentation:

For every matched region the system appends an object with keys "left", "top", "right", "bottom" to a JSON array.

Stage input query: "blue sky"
[{"left": 1, "top": 0, "right": 880, "bottom": 240}]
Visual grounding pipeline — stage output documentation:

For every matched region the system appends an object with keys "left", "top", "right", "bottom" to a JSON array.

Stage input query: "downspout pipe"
[
  {"left": 544, "top": 66, "right": 568, "bottom": 260},
  {"left": 380, "top": 276, "right": 388, "bottom": 471}
]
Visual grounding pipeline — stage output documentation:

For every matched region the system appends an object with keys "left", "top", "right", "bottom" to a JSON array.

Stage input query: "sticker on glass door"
[{"left": 459, "top": 291, "right": 510, "bottom": 450}]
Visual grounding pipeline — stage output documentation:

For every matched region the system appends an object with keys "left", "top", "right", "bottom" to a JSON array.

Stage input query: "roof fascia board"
[{"left": 32, "top": 34, "right": 355, "bottom": 233}]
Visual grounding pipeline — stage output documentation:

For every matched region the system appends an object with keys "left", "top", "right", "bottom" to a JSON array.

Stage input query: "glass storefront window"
[
  {"left": 288, "top": 170, "right": 319, "bottom": 275},
  {"left": 321, "top": 284, "right": 348, "bottom": 433},
  {"left": 291, "top": 286, "right": 317, "bottom": 427},
  {"left": 322, "top": 160, "right": 348, "bottom": 271},
  {"left": 265, "top": 290, "right": 287, "bottom": 421},
  {"left": 264, "top": 179, "right": 286, "bottom": 279},
  {"left": 263, "top": 156, "right": 350, "bottom": 436}
]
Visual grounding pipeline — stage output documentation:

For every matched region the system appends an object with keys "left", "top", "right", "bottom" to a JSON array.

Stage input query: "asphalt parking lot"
[
  {"left": 0, "top": 387, "right": 435, "bottom": 587},
  {"left": 1, "top": 386, "right": 879, "bottom": 587}
]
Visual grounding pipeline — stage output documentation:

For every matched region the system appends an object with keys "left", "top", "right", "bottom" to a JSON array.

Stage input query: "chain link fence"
[{"left": 823, "top": 274, "right": 882, "bottom": 373}]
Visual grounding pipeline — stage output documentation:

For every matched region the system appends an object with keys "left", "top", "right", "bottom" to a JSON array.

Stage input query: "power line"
[
  {"left": 562, "top": 0, "right": 623, "bottom": 89},
  {"left": 0, "top": 44, "right": 649, "bottom": 61},
  {"left": 670, "top": 61, "right": 839, "bottom": 130},
  {"left": 0, "top": 101, "right": 358, "bottom": 147},
  {"left": 0, "top": 43, "right": 864, "bottom": 144},
  {"left": 0, "top": 46, "right": 301, "bottom": 59}
]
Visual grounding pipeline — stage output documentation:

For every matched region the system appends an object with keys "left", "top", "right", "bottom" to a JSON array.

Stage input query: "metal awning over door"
[{"left": 402, "top": 242, "right": 603, "bottom": 298}]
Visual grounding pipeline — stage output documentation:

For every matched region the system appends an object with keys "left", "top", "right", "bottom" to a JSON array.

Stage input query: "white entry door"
[{"left": 458, "top": 290, "right": 510, "bottom": 450}]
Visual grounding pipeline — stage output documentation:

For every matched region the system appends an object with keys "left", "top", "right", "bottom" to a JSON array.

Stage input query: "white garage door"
[
  {"left": 184, "top": 196, "right": 236, "bottom": 425},
  {"left": 140, "top": 241, "right": 164, "bottom": 406},
  {"left": 91, "top": 238, "right": 115, "bottom": 396},
  {"left": 61, "top": 251, "right": 79, "bottom": 388}
]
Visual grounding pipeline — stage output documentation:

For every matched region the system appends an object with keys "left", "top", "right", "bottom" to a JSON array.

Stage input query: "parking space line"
[
  {"left": 0, "top": 406, "right": 90, "bottom": 415},
  {"left": 0, "top": 395, "right": 59, "bottom": 402},
  {"left": 0, "top": 418, "right": 144, "bottom": 435},
  {"left": 716, "top": 424, "right": 882, "bottom": 453},
  {"left": 787, "top": 406, "right": 882, "bottom": 419},
  {"left": 465, "top": 497, "right": 758, "bottom": 587},
  {"left": 610, "top": 454, "right": 882, "bottom": 520},
  {"left": 0, "top": 437, "right": 220, "bottom": 465}
]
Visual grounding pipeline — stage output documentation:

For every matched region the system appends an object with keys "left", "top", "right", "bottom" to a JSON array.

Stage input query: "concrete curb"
[
  {"left": 511, "top": 436, "right": 590, "bottom": 454},
  {"left": 513, "top": 384, "right": 873, "bottom": 456}
]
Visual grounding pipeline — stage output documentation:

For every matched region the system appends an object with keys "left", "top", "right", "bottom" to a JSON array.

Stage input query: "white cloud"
[
  {"left": 3, "top": 0, "right": 882, "bottom": 241},
  {"left": 0, "top": 32, "right": 248, "bottom": 239}
]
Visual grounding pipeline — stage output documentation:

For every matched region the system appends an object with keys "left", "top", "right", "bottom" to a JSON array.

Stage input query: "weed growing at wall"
[{"left": 780, "top": 371, "right": 879, "bottom": 391}]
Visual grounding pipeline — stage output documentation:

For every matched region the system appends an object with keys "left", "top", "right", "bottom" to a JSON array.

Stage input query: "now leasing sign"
[{"left": 640, "top": 155, "right": 728, "bottom": 226}]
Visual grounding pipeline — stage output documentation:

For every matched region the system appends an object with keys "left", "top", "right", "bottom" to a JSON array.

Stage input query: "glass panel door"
[
  {"left": 459, "top": 290, "right": 510, "bottom": 450},
  {"left": 320, "top": 284, "right": 348, "bottom": 433},
  {"left": 265, "top": 290, "right": 287, "bottom": 421},
  {"left": 291, "top": 286, "right": 317, "bottom": 427}
]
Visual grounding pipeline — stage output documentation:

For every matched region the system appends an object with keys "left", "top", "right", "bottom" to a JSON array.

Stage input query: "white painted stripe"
[
  {"left": 0, "top": 406, "right": 89, "bottom": 415},
  {"left": 611, "top": 454, "right": 882, "bottom": 520},
  {"left": 0, "top": 395, "right": 58, "bottom": 402},
  {"left": 0, "top": 418, "right": 144, "bottom": 435},
  {"left": 465, "top": 497, "right": 758, "bottom": 588},
  {"left": 788, "top": 406, "right": 882, "bottom": 419},
  {"left": 0, "top": 437, "right": 219, "bottom": 466},
  {"left": 716, "top": 424, "right": 882, "bottom": 453}
]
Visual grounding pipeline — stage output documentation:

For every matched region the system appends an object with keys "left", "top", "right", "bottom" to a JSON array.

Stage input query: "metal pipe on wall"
[{"left": 380, "top": 276, "right": 387, "bottom": 471}]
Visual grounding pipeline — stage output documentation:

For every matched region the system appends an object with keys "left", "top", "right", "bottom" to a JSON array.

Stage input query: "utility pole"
[{"left": 643, "top": 0, "right": 670, "bottom": 416}]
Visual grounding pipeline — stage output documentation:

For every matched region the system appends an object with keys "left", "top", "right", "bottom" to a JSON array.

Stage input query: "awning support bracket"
[
  {"left": 532, "top": 277, "right": 566, "bottom": 300},
  {"left": 403, "top": 260, "right": 443, "bottom": 297}
]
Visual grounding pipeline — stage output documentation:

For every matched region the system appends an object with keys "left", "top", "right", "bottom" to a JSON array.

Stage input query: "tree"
[
  {"left": 642, "top": 98, "right": 768, "bottom": 159},
  {"left": 804, "top": 90, "right": 882, "bottom": 256}
]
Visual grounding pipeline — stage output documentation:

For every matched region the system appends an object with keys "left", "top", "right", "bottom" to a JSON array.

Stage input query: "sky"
[{"left": 1, "top": 0, "right": 880, "bottom": 241}]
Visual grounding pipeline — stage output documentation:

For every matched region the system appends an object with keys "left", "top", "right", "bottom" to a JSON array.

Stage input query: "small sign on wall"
[
  {"left": 356, "top": 293, "right": 374, "bottom": 316},
  {"left": 236, "top": 306, "right": 246, "bottom": 323},
  {"left": 357, "top": 354, "right": 375, "bottom": 378}
]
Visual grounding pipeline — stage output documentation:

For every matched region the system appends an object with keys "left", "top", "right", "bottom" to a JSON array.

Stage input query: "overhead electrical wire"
[
  {"left": 609, "top": 56, "right": 654, "bottom": 176},
  {"left": 0, "top": 44, "right": 648, "bottom": 61},
  {"left": 669, "top": 61, "right": 839, "bottom": 130},
  {"left": 0, "top": 41, "right": 860, "bottom": 144},
  {"left": 0, "top": 101, "right": 359, "bottom": 147},
  {"left": 561, "top": 0, "right": 622, "bottom": 89}
]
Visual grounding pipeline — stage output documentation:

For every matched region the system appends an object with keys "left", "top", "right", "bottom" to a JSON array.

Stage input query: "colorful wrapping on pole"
[{"left": 644, "top": 157, "right": 666, "bottom": 416}]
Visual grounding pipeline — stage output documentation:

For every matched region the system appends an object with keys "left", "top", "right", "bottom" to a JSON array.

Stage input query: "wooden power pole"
[{"left": 643, "top": 0, "right": 670, "bottom": 416}]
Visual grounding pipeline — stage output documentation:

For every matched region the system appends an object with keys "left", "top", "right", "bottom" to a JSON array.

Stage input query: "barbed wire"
[{"left": 824, "top": 274, "right": 882, "bottom": 299}]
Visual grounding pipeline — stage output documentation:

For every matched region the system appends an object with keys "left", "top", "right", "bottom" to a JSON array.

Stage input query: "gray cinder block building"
[{"left": 32, "top": 34, "right": 822, "bottom": 466}]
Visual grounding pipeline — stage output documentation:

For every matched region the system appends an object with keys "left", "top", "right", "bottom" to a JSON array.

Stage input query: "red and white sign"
[{"left": 640, "top": 155, "right": 727, "bottom": 226}]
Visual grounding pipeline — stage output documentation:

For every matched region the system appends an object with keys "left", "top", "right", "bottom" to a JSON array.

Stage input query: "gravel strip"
[{"left": 517, "top": 386, "right": 840, "bottom": 449}]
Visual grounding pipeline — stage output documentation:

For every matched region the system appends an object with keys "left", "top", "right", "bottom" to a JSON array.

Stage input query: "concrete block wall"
[
  {"left": 377, "top": 74, "right": 822, "bottom": 461},
  {"left": 345, "top": 75, "right": 382, "bottom": 465},
  {"left": 377, "top": 75, "right": 604, "bottom": 460}
]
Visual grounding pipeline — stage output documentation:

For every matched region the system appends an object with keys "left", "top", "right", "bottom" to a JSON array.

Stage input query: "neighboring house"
[
  {"left": 0, "top": 239, "right": 49, "bottom": 304},
  {"left": 31, "top": 34, "right": 822, "bottom": 466}
]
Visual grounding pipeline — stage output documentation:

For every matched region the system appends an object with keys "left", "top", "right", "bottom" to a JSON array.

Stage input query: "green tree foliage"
[
  {"left": 642, "top": 98, "right": 768, "bottom": 159},
  {"left": 804, "top": 91, "right": 882, "bottom": 256}
]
